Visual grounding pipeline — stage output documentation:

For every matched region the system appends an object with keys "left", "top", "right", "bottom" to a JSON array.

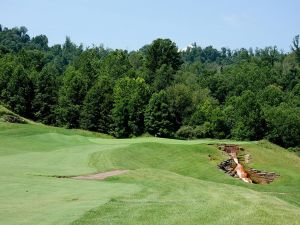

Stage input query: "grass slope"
[
  {"left": 0, "top": 105, "right": 32, "bottom": 124},
  {"left": 0, "top": 122, "right": 299, "bottom": 225}
]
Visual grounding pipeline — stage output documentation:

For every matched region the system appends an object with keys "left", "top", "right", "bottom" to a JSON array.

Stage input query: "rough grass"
[
  {"left": 0, "top": 122, "right": 299, "bottom": 225},
  {"left": 0, "top": 105, "right": 28, "bottom": 123}
]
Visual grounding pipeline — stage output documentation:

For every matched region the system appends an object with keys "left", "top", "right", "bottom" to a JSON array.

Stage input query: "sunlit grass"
[{"left": 0, "top": 122, "right": 299, "bottom": 225}]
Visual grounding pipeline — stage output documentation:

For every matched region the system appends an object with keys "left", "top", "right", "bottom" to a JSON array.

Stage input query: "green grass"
[{"left": 0, "top": 122, "right": 299, "bottom": 225}]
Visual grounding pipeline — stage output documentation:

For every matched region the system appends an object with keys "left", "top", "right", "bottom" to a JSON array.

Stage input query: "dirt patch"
[
  {"left": 71, "top": 170, "right": 129, "bottom": 180},
  {"left": 246, "top": 168, "right": 279, "bottom": 184},
  {"left": 218, "top": 144, "right": 241, "bottom": 154},
  {"left": 217, "top": 144, "right": 279, "bottom": 184}
]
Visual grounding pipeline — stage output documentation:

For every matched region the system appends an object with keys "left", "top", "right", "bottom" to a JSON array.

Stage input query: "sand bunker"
[{"left": 72, "top": 170, "right": 128, "bottom": 180}]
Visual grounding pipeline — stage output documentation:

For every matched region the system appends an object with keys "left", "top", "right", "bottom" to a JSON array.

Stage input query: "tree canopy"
[{"left": 0, "top": 24, "right": 299, "bottom": 148}]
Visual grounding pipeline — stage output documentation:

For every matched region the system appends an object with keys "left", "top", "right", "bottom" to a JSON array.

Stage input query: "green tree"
[
  {"left": 56, "top": 67, "right": 87, "bottom": 128},
  {"left": 258, "top": 85, "right": 285, "bottom": 107},
  {"left": 200, "top": 46, "right": 221, "bottom": 62},
  {"left": 101, "top": 50, "right": 133, "bottom": 80},
  {"left": 33, "top": 63, "right": 59, "bottom": 124},
  {"left": 151, "top": 64, "right": 174, "bottom": 91},
  {"left": 145, "top": 38, "right": 182, "bottom": 73},
  {"left": 166, "top": 84, "right": 193, "bottom": 127},
  {"left": 291, "top": 35, "right": 300, "bottom": 64},
  {"left": 264, "top": 103, "right": 300, "bottom": 147},
  {"left": 145, "top": 90, "right": 176, "bottom": 137},
  {"left": 291, "top": 80, "right": 300, "bottom": 96},
  {"left": 62, "top": 36, "right": 83, "bottom": 66},
  {"left": 224, "top": 90, "right": 265, "bottom": 140},
  {"left": 144, "top": 38, "right": 182, "bottom": 91},
  {"left": 80, "top": 77, "right": 113, "bottom": 133},
  {"left": 0, "top": 26, "right": 30, "bottom": 52},
  {"left": 31, "top": 35, "right": 49, "bottom": 51},
  {"left": 0, "top": 55, "right": 15, "bottom": 100},
  {"left": 190, "top": 98, "right": 227, "bottom": 138},
  {"left": 111, "top": 77, "right": 150, "bottom": 137},
  {"left": 4, "top": 65, "right": 33, "bottom": 117},
  {"left": 73, "top": 48, "right": 106, "bottom": 87}
]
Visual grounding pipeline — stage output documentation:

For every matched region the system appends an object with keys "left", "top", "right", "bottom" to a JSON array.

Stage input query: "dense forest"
[{"left": 0, "top": 25, "right": 299, "bottom": 148}]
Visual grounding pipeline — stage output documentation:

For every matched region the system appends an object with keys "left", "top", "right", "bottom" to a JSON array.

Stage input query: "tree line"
[{"left": 0, "top": 25, "right": 299, "bottom": 148}]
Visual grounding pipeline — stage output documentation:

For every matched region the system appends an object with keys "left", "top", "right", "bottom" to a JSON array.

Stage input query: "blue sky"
[{"left": 1, "top": 0, "right": 299, "bottom": 51}]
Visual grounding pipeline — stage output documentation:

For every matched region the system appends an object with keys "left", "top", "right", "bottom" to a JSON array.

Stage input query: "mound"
[{"left": 0, "top": 105, "right": 27, "bottom": 124}]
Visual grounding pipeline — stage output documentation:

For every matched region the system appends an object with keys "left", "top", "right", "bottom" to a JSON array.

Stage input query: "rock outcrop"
[{"left": 217, "top": 144, "right": 279, "bottom": 184}]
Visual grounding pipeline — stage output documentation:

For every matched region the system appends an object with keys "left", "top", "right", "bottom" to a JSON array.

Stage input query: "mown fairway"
[{"left": 0, "top": 122, "right": 299, "bottom": 225}]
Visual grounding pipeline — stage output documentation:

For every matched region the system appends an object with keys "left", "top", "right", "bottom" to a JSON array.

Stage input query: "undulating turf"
[{"left": 0, "top": 122, "right": 299, "bottom": 225}]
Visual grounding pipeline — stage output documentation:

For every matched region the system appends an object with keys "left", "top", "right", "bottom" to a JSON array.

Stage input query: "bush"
[
  {"left": 175, "top": 126, "right": 195, "bottom": 139},
  {"left": 194, "top": 123, "right": 212, "bottom": 138},
  {"left": 176, "top": 123, "right": 215, "bottom": 139}
]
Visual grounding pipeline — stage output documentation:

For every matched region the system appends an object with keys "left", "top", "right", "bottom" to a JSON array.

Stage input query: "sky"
[{"left": 1, "top": 0, "right": 299, "bottom": 51}]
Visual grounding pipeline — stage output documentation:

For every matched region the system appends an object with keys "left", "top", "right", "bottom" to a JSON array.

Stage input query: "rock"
[{"left": 217, "top": 144, "right": 279, "bottom": 184}]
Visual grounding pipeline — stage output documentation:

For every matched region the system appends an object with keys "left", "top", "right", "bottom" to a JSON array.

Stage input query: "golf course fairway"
[{"left": 0, "top": 122, "right": 299, "bottom": 225}]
